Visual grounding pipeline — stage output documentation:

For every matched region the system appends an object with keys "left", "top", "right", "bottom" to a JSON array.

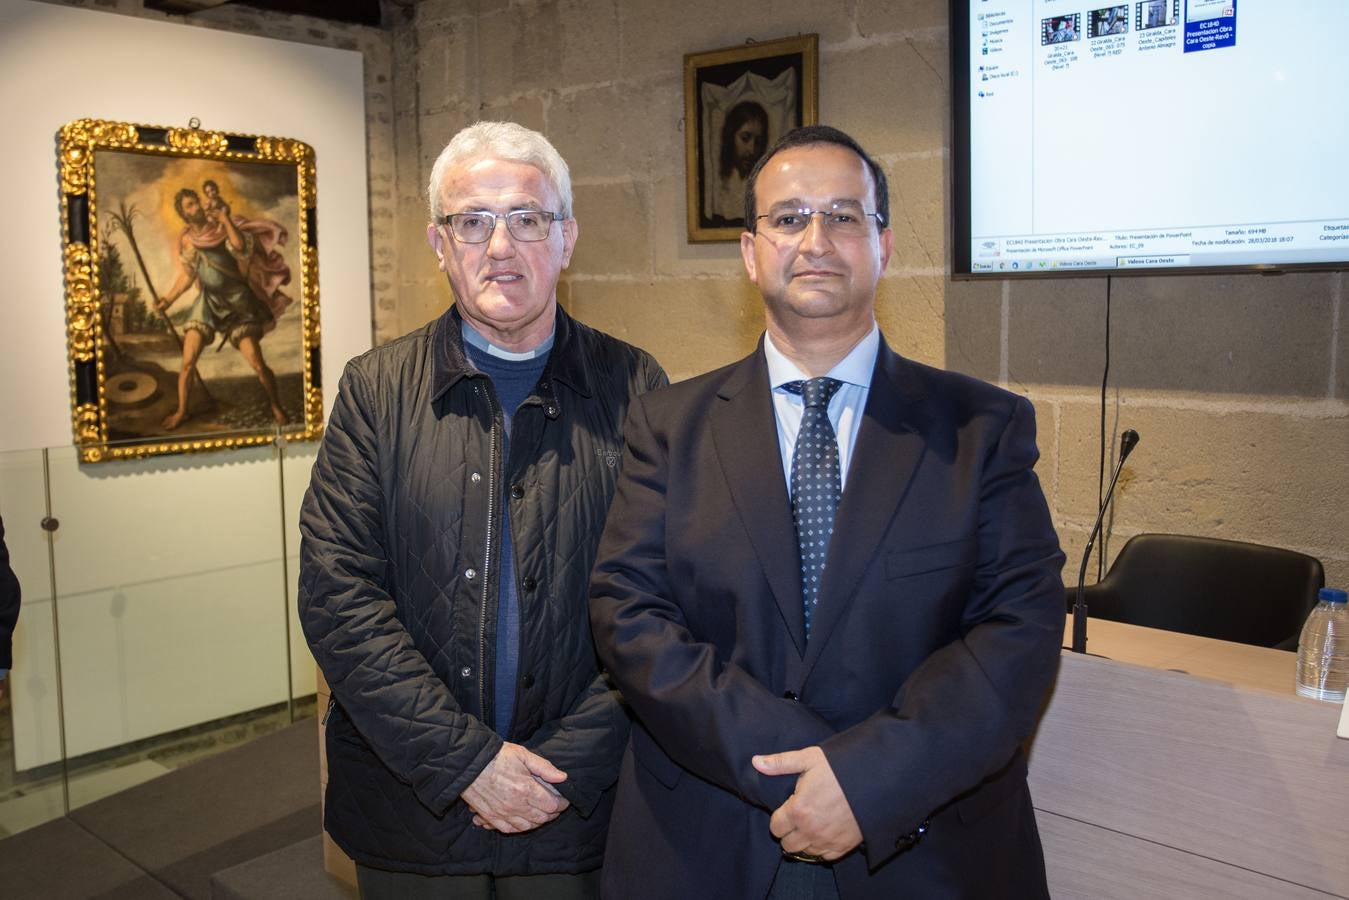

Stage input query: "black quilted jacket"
[{"left": 299, "top": 305, "right": 666, "bottom": 875}]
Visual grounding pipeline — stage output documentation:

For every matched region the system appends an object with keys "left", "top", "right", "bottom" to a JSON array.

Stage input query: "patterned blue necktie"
[{"left": 783, "top": 377, "right": 843, "bottom": 638}]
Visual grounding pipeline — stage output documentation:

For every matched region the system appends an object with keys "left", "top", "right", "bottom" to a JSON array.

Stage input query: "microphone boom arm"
[{"left": 1072, "top": 429, "right": 1139, "bottom": 654}]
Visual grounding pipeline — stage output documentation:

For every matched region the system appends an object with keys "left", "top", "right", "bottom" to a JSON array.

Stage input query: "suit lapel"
[
  {"left": 803, "top": 342, "right": 929, "bottom": 675},
  {"left": 710, "top": 350, "right": 808, "bottom": 657}
]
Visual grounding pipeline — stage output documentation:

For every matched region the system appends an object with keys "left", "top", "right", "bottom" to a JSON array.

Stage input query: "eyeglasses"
[
  {"left": 754, "top": 204, "right": 885, "bottom": 238},
  {"left": 435, "top": 209, "right": 565, "bottom": 243}
]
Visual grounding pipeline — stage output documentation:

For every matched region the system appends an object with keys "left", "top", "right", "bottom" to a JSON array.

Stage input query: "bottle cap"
[{"left": 1319, "top": 587, "right": 1347, "bottom": 604}]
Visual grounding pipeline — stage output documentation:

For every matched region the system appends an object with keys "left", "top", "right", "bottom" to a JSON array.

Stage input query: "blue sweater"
[{"left": 462, "top": 323, "right": 552, "bottom": 738}]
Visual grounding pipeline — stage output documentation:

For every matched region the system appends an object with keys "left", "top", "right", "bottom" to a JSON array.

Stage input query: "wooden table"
[
  {"left": 1032, "top": 617, "right": 1348, "bottom": 899},
  {"left": 1064, "top": 615, "right": 1298, "bottom": 695}
]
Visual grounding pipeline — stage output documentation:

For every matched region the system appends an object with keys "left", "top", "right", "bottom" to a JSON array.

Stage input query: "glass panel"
[
  {"left": 0, "top": 433, "right": 318, "bottom": 836},
  {"left": 0, "top": 448, "right": 64, "bottom": 837},
  {"left": 44, "top": 439, "right": 293, "bottom": 811},
  {"left": 280, "top": 439, "right": 319, "bottom": 703}
]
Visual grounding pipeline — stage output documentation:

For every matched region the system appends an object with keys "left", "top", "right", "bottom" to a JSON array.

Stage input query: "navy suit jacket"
[{"left": 590, "top": 338, "right": 1065, "bottom": 899}]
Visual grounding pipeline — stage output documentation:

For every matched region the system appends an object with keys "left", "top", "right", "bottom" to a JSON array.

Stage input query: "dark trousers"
[
  {"left": 767, "top": 859, "right": 839, "bottom": 900},
  {"left": 356, "top": 865, "right": 600, "bottom": 900}
]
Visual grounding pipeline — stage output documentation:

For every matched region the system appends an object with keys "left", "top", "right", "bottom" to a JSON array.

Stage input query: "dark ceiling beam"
[
  {"left": 231, "top": 0, "right": 383, "bottom": 26},
  {"left": 145, "top": 0, "right": 234, "bottom": 12},
  {"left": 145, "top": 0, "right": 383, "bottom": 27}
]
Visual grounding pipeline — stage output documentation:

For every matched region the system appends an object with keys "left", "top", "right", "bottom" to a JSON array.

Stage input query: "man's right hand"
[{"left": 461, "top": 742, "right": 569, "bottom": 833}]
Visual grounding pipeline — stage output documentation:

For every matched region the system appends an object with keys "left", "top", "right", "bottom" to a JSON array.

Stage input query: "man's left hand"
[
  {"left": 461, "top": 742, "right": 569, "bottom": 834},
  {"left": 753, "top": 746, "right": 863, "bottom": 861}
]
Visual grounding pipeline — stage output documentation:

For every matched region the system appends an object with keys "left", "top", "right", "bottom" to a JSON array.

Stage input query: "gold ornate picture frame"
[
  {"left": 58, "top": 118, "right": 322, "bottom": 463},
  {"left": 684, "top": 34, "right": 819, "bottom": 243}
]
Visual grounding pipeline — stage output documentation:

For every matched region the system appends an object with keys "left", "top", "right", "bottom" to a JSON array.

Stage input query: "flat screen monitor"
[{"left": 952, "top": 1, "right": 1349, "bottom": 277}]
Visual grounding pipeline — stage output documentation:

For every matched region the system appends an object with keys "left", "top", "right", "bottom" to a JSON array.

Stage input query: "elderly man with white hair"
[{"left": 299, "top": 121, "right": 666, "bottom": 899}]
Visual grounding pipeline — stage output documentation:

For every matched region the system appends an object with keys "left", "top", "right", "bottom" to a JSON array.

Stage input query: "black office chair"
[{"left": 1067, "top": 533, "right": 1325, "bottom": 649}]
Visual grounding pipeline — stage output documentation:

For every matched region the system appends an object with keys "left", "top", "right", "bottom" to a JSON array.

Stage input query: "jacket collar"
[
  {"left": 711, "top": 338, "right": 808, "bottom": 655},
  {"left": 430, "top": 304, "right": 593, "bottom": 403}
]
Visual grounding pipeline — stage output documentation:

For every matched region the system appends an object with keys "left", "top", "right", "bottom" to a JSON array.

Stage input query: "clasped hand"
[
  {"left": 752, "top": 746, "right": 863, "bottom": 861},
  {"left": 462, "top": 742, "right": 569, "bottom": 834}
]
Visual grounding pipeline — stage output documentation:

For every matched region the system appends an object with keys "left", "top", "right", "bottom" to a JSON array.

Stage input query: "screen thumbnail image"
[
  {"left": 1042, "top": 14, "right": 1081, "bottom": 44},
  {"left": 1091, "top": 6, "right": 1130, "bottom": 36},
  {"left": 1186, "top": 0, "right": 1234, "bottom": 24},
  {"left": 1138, "top": 0, "right": 1179, "bottom": 29}
]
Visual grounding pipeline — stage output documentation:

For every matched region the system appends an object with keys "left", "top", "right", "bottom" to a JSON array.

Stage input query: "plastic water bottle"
[{"left": 1295, "top": 587, "right": 1349, "bottom": 702}]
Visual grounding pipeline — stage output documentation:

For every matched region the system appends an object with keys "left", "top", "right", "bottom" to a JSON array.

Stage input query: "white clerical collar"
[
  {"left": 764, "top": 323, "right": 879, "bottom": 390},
  {"left": 461, "top": 319, "right": 555, "bottom": 361}
]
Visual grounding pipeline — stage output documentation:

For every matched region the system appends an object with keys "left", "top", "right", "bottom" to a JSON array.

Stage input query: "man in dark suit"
[{"left": 589, "top": 126, "right": 1065, "bottom": 899}]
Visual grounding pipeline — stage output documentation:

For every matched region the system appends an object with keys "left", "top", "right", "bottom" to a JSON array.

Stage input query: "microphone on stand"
[{"left": 1072, "top": 429, "right": 1140, "bottom": 654}]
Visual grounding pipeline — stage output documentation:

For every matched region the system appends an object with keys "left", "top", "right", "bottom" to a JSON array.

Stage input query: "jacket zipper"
[{"left": 477, "top": 382, "right": 502, "bottom": 727}]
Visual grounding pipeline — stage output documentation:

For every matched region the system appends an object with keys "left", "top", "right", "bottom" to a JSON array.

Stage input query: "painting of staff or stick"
[{"left": 58, "top": 119, "right": 322, "bottom": 462}]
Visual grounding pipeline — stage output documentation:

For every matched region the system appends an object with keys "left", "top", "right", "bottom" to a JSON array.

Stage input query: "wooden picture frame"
[
  {"left": 57, "top": 118, "right": 322, "bottom": 463},
  {"left": 684, "top": 34, "right": 819, "bottom": 243}
]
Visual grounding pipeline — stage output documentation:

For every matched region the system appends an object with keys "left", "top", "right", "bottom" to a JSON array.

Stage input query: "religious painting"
[
  {"left": 684, "top": 35, "right": 818, "bottom": 242},
  {"left": 57, "top": 119, "right": 322, "bottom": 462}
]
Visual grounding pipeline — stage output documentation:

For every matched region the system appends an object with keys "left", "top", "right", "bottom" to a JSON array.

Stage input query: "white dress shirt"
[{"left": 763, "top": 324, "right": 880, "bottom": 495}]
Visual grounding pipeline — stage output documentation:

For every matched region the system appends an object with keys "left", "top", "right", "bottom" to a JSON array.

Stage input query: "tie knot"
[{"left": 785, "top": 377, "right": 842, "bottom": 409}]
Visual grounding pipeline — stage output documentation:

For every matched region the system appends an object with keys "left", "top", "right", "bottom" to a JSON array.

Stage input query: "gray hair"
[{"left": 426, "top": 121, "right": 573, "bottom": 220}]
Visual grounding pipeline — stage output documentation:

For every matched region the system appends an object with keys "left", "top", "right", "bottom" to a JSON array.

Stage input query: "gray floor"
[
  {"left": 0, "top": 697, "right": 318, "bottom": 838},
  {"left": 0, "top": 719, "right": 354, "bottom": 899}
]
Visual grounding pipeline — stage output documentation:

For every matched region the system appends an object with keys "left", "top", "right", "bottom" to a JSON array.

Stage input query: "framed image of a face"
[
  {"left": 684, "top": 34, "right": 818, "bottom": 243},
  {"left": 57, "top": 119, "right": 322, "bottom": 463}
]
